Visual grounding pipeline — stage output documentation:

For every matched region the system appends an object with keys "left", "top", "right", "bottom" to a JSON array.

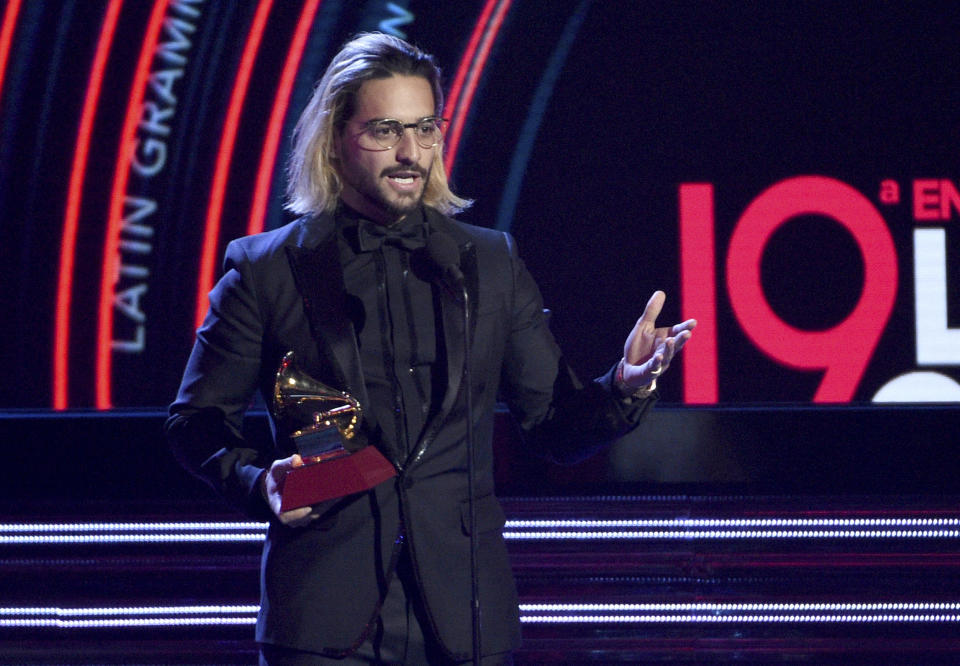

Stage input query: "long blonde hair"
[{"left": 285, "top": 33, "right": 472, "bottom": 217}]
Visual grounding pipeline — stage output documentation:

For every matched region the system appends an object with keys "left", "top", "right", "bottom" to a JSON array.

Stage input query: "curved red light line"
[
  {"left": 53, "top": 0, "right": 124, "bottom": 410},
  {"left": 0, "top": 0, "right": 22, "bottom": 110},
  {"left": 96, "top": 0, "right": 169, "bottom": 409},
  {"left": 247, "top": 0, "right": 322, "bottom": 237},
  {"left": 448, "top": 0, "right": 511, "bottom": 168},
  {"left": 194, "top": 0, "right": 275, "bottom": 332},
  {"left": 443, "top": 0, "right": 496, "bottom": 155},
  {"left": 443, "top": 0, "right": 498, "bottom": 175}
]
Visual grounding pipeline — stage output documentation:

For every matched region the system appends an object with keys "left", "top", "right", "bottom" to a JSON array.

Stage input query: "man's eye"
[
  {"left": 372, "top": 124, "right": 399, "bottom": 137},
  {"left": 416, "top": 123, "right": 437, "bottom": 136}
]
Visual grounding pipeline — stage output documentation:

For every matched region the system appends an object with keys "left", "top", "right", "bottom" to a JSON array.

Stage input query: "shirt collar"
[{"left": 336, "top": 204, "right": 427, "bottom": 253}]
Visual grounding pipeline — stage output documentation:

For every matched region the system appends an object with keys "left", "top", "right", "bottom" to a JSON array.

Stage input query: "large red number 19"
[{"left": 681, "top": 176, "right": 898, "bottom": 403}]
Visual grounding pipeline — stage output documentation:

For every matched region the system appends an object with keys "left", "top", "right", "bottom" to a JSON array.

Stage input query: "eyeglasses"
[{"left": 356, "top": 116, "right": 448, "bottom": 151}]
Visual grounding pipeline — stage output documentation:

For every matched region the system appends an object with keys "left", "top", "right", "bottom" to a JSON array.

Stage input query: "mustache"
[{"left": 380, "top": 165, "right": 428, "bottom": 178}]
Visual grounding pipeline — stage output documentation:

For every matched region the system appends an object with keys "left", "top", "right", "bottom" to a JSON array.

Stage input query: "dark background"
[{"left": 0, "top": 0, "right": 957, "bottom": 411}]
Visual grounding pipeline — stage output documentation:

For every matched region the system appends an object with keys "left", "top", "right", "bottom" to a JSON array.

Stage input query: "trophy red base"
[{"left": 280, "top": 446, "right": 397, "bottom": 512}]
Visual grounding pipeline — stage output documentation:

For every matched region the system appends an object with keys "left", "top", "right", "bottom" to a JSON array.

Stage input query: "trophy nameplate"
[{"left": 273, "top": 352, "right": 396, "bottom": 512}]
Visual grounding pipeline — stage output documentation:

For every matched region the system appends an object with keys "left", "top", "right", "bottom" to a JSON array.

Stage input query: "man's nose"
[{"left": 393, "top": 128, "right": 421, "bottom": 163}]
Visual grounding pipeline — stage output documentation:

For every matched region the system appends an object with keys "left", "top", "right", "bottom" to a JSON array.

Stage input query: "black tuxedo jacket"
[{"left": 166, "top": 207, "right": 651, "bottom": 659}]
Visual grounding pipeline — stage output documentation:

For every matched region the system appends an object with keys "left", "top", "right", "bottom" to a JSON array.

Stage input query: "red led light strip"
[
  {"left": 96, "top": 0, "right": 169, "bottom": 409},
  {"left": 246, "top": 0, "right": 322, "bottom": 237},
  {"left": 0, "top": 0, "right": 22, "bottom": 110},
  {"left": 194, "top": 0, "right": 275, "bottom": 332},
  {"left": 443, "top": 0, "right": 512, "bottom": 175},
  {"left": 53, "top": 0, "right": 125, "bottom": 409},
  {"left": 679, "top": 184, "right": 718, "bottom": 403}
]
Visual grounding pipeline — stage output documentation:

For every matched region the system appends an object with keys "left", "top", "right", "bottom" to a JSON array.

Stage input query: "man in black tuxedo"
[{"left": 166, "top": 33, "right": 695, "bottom": 665}]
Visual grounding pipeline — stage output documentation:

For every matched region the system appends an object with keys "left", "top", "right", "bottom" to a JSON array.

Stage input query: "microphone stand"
[
  {"left": 427, "top": 233, "right": 481, "bottom": 665},
  {"left": 460, "top": 281, "right": 481, "bottom": 666}
]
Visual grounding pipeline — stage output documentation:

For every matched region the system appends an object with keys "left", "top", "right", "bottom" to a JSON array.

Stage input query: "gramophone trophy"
[{"left": 272, "top": 351, "right": 396, "bottom": 511}]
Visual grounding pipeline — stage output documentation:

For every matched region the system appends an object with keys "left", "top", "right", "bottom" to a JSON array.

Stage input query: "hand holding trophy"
[{"left": 270, "top": 351, "right": 397, "bottom": 512}]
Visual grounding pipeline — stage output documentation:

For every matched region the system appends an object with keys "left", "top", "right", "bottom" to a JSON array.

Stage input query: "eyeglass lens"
[{"left": 363, "top": 119, "right": 444, "bottom": 149}]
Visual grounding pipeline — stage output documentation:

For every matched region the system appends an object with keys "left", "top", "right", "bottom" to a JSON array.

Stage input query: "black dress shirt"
[{"left": 335, "top": 205, "right": 443, "bottom": 462}]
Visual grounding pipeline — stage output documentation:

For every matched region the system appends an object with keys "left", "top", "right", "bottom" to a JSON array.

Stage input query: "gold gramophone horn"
[{"left": 273, "top": 351, "right": 361, "bottom": 444}]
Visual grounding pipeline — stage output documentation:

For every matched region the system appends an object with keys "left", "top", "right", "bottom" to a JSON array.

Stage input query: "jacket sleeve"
[
  {"left": 497, "top": 232, "right": 654, "bottom": 463},
  {"left": 164, "top": 239, "right": 272, "bottom": 519}
]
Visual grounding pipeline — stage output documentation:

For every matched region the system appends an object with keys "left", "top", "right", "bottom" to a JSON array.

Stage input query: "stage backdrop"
[{"left": 0, "top": 0, "right": 957, "bottom": 409}]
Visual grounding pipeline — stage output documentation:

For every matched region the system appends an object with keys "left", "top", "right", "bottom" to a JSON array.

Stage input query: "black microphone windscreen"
[{"left": 425, "top": 232, "right": 460, "bottom": 270}]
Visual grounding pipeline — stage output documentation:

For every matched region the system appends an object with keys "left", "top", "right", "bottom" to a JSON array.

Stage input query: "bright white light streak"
[
  {"left": 503, "top": 529, "right": 960, "bottom": 540},
  {"left": 0, "top": 522, "right": 268, "bottom": 532},
  {"left": 0, "top": 533, "right": 266, "bottom": 545},
  {"left": 0, "top": 605, "right": 260, "bottom": 629},
  {"left": 520, "top": 614, "right": 960, "bottom": 624},
  {"left": 0, "top": 617, "right": 257, "bottom": 628},
  {"left": 6, "top": 603, "right": 960, "bottom": 629},
  {"left": 0, "top": 605, "right": 259, "bottom": 616},
  {"left": 519, "top": 602, "right": 960, "bottom": 612},
  {"left": 4, "top": 517, "right": 960, "bottom": 545},
  {"left": 505, "top": 518, "right": 960, "bottom": 528}
]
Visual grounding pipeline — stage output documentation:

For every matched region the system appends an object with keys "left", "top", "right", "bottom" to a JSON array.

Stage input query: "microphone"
[
  {"left": 425, "top": 231, "right": 464, "bottom": 296},
  {"left": 427, "top": 230, "right": 480, "bottom": 664}
]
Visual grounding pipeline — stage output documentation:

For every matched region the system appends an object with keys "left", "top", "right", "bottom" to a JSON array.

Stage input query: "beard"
[{"left": 343, "top": 162, "right": 431, "bottom": 225}]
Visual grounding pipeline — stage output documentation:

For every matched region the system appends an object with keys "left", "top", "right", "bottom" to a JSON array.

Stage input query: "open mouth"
[{"left": 385, "top": 170, "right": 423, "bottom": 191}]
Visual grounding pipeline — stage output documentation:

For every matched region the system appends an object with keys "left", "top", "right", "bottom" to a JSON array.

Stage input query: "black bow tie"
[{"left": 357, "top": 220, "right": 425, "bottom": 252}]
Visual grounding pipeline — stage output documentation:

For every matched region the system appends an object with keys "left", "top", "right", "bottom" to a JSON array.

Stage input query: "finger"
[
  {"left": 647, "top": 353, "right": 665, "bottom": 376},
  {"left": 266, "top": 454, "right": 303, "bottom": 501},
  {"left": 655, "top": 320, "right": 696, "bottom": 340},
  {"left": 672, "top": 329, "right": 693, "bottom": 353},
  {"left": 270, "top": 453, "right": 300, "bottom": 473},
  {"left": 667, "top": 318, "right": 697, "bottom": 336},
  {"left": 660, "top": 337, "right": 677, "bottom": 364},
  {"left": 638, "top": 290, "right": 666, "bottom": 327},
  {"left": 643, "top": 335, "right": 680, "bottom": 372},
  {"left": 653, "top": 338, "right": 677, "bottom": 372},
  {"left": 660, "top": 330, "right": 691, "bottom": 362},
  {"left": 279, "top": 506, "right": 313, "bottom": 527}
]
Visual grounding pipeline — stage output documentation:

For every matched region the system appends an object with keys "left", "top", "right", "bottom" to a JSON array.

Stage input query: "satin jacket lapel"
[
  {"left": 404, "top": 213, "right": 479, "bottom": 469},
  {"left": 284, "top": 219, "right": 369, "bottom": 412}
]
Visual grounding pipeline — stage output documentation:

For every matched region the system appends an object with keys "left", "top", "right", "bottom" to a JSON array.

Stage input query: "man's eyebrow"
[{"left": 362, "top": 116, "right": 438, "bottom": 124}]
